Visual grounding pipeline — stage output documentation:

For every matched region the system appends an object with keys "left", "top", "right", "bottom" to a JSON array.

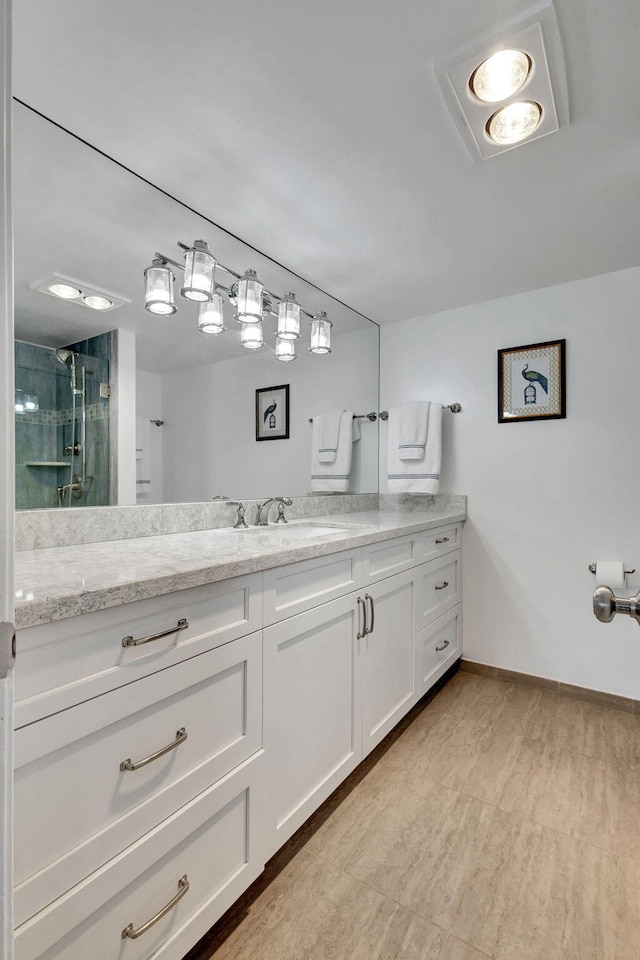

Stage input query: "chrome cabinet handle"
[
  {"left": 357, "top": 597, "right": 367, "bottom": 639},
  {"left": 435, "top": 537, "right": 450, "bottom": 544},
  {"left": 122, "top": 618, "right": 189, "bottom": 648},
  {"left": 435, "top": 639, "right": 450, "bottom": 652},
  {"left": 121, "top": 875, "right": 189, "bottom": 940},
  {"left": 120, "top": 727, "right": 188, "bottom": 772},
  {"left": 365, "top": 594, "right": 375, "bottom": 635},
  {"left": 435, "top": 581, "right": 449, "bottom": 591}
]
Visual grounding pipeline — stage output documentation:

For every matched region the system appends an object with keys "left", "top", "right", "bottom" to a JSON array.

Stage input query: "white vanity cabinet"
[
  {"left": 13, "top": 518, "right": 463, "bottom": 960},
  {"left": 262, "top": 524, "right": 463, "bottom": 858}
]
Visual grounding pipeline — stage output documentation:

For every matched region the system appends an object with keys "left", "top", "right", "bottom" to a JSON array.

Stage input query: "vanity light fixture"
[
  {"left": 144, "top": 259, "right": 176, "bottom": 316},
  {"left": 309, "top": 312, "right": 332, "bottom": 355},
  {"left": 434, "top": 1, "right": 568, "bottom": 160},
  {"left": 181, "top": 240, "right": 216, "bottom": 302},
  {"left": 198, "top": 293, "right": 225, "bottom": 335},
  {"left": 145, "top": 241, "right": 334, "bottom": 359},
  {"left": 275, "top": 338, "right": 297, "bottom": 362},
  {"left": 277, "top": 292, "right": 301, "bottom": 340},
  {"left": 470, "top": 49, "right": 531, "bottom": 103}
]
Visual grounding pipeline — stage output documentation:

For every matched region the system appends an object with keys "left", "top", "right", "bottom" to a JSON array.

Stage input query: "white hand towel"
[
  {"left": 311, "top": 411, "right": 355, "bottom": 492},
  {"left": 315, "top": 409, "right": 344, "bottom": 463},
  {"left": 387, "top": 403, "right": 442, "bottom": 493},
  {"left": 136, "top": 417, "right": 152, "bottom": 498},
  {"left": 398, "top": 401, "right": 430, "bottom": 460}
]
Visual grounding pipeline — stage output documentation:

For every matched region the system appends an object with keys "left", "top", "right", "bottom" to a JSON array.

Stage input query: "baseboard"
[{"left": 460, "top": 658, "right": 637, "bottom": 714}]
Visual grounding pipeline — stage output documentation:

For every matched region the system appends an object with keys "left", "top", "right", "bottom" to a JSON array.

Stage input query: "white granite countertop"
[{"left": 14, "top": 506, "right": 465, "bottom": 628}]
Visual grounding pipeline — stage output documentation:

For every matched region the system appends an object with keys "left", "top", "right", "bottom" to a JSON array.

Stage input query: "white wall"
[
  {"left": 381, "top": 265, "right": 640, "bottom": 699},
  {"left": 114, "top": 328, "right": 137, "bottom": 505},
  {"left": 161, "top": 327, "right": 379, "bottom": 503},
  {"left": 135, "top": 369, "right": 163, "bottom": 504}
]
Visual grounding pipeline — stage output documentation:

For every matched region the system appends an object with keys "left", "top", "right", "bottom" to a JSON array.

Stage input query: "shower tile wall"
[{"left": 15, "top": 335, "right": 112, "bottom": 509}]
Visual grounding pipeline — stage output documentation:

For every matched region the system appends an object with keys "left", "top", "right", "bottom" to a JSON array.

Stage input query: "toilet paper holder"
[{"left": 588, "top": 562, "right": 635, "bottom": 575}]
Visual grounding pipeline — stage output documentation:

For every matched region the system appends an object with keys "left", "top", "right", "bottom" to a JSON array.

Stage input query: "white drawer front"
[
  {"left": 14, "top": 754, "right": 265, "bottom": 960},
  {"left": 361, "top": 534, "right": 417, "bottom": 582},
  {"left": 15, "top": 573, "right": 261, "bottom": 726},
  {"left": 14, "top": 632, "right": 262, "bottom": 926},
  {"left": 417, "top": 605, "right": 462, "bottom": 696},
  {"left": 416, "top": 523, "right": 461, "bottom": 563},
  {"left": 415, "top": 551, "right": 461, "bottom": 627},
  {"left": 263, "top": 549, "right": 361, "bottom": 624}
]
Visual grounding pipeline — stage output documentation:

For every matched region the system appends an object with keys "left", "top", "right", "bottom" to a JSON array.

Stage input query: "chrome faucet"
[{"left": 255, "top": 497, "right": 293, "bottom": 526}]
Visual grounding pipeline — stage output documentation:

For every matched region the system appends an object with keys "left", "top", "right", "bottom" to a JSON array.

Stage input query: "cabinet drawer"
[
  {"left": 14, "top": 632, "right": 262, "bottom": 926},
  {"left": 417, "top": 605, "right": 462, "bottom": 696},
  {"left": 415, "top": 523, "right": 461, "bottom": 563},
  {"left": 15, "top": 573, "right": 261, "bottom": 726},
  {"left": 14, "top": 753, "right": 265, "bottom": 960},
  {"left": 414, "top": 551, "right": 461, "bottom": 627},
  {"left": 361, "top": 534, "right": 417, "bottom": 582},
  {"left": 263, "top": 549, "right": 362, "bottom": 625}
]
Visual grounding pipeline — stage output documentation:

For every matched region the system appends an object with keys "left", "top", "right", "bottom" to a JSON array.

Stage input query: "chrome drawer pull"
[
  {"left": 435, "top": 537, "right": 450, "bottom": 544},
  {"left": 365, "top": 594, "right": 375, "bottom": 635},
  {"left": 122, "top": 617, "right": 189, "bottom": 648},
  {"left": 120, "top": 727, "right": 188, "bottom": 772},
  {"left": 435, "top": 639, "right": 450, "bottom": 652},
  {"left": 121, "top": 874, "right": 189, "bottom": 940},
  {"left": 435, "top": 581, "right": 449, "bottom": 591},
  {"left": 356, "top": 597, "right": 367, "bottom": 639}
]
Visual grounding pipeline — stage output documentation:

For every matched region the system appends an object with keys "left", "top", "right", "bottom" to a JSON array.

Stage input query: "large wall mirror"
[{"left": 13, "top": 102, "right": 380, "bottom": 509}]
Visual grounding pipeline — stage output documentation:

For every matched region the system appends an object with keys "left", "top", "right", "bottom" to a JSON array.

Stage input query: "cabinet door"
[
  {"left": 362, "top": 567, "right": 416, "bottom": 756},
  {"left": 263, "top": 593, "right": 362, "bottom": 857}
]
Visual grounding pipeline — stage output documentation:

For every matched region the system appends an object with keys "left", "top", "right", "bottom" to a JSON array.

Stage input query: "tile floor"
[{"left": 185, "top": 670, "right": 640, "bottom": 960}]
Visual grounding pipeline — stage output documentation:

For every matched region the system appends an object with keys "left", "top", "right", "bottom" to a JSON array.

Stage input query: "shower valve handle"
[{"left": 593, "top": 585, "right": 640, "bottom": 626}]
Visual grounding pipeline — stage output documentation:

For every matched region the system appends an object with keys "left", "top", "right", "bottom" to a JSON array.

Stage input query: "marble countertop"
[{"left": 14, "top": 506, "right": 466, "bottom": 628}]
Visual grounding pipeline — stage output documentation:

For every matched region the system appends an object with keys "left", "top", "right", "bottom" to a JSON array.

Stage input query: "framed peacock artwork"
[
  {"left": 498, "top": 339, "right": 566, "bottom": 423},
  {"left": 255, "top": 384, "right": 290, "bottom": 441}
]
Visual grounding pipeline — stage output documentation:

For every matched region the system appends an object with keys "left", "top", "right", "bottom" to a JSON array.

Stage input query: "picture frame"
[
  {"left": 498, "top": 339, "right": 566, "bottom": 423},
  {"left": 255, "top": 384, "right": 290, "bottom": 441}
]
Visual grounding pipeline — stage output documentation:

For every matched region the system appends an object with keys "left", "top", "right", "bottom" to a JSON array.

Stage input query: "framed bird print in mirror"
[
  {"left": 256, "top": 384, "right": 290, "bottom": 441},
  {"left": 498, "top": 339, "right": 566, "bottom": 423}
]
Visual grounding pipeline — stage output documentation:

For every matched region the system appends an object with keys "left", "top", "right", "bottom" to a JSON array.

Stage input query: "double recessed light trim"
[
  {"left": 31, "top": 273, "right": 127, "bottom": 312},
  {"left": 469, "top": 48, "right": 542, "bottom": 146}
]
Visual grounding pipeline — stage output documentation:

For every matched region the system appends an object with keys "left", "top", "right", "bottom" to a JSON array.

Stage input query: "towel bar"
[
  {"left": 378, "top": 403, "right": 461, "bottom": 421},
  {"left": 308, "top": 412, "right": 378, "bottom": 423}
]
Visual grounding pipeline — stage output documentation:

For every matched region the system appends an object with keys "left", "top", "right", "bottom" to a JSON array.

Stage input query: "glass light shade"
[
  {"left": 198, "top": 293, "right": 225, "bottom": 335},
  {"left": 309, "top": 312, "right": 332, "bottom": 354},
  {"left": 275, "top": 338, "right": 297, "bottom": 362},
  {"left": 470, "top": 49, "right": 531, "bottom": 103},
  {"left": 181, "top": 240, "right": 216, "bottom": 302},
  {"left": 487, "top": 100, "right": 542, "bottom": 144},
  {"left": 14, "top": 390, "right": 25, "bottom": 414},
  {"left": 49, "top": 282, "right": 82, "bottom": 300},
  {"left": 83, "top": 294, "right": 113, "bottom": 310},
  {"left": 240, "top": 320, "right": 264, "bottom": 350},
  {"left": 24, "top": 394, "right": 39, "bottom": 412},
  {"left": 277, "top": 292, "right": 301, "bottom": 340},
  {"left": 236, "top": 269, "right": 264, "bottom": 323},
  {"left": 144, "top": 261, "right": 176, "bottom": 316}
]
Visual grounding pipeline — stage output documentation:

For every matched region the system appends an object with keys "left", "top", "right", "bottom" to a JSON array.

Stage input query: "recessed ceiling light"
[
  {"left": 470, "top": 49, "right": 531, "bottom": 103},
  {"left": 487, "top": 100, "right": 542, "bottom": 144},
  {"left": 83, "top": 294, "right": 113, "bottom": 311},
  {"left": 48, "top": 282, "right": 82, "bottom": 300}
]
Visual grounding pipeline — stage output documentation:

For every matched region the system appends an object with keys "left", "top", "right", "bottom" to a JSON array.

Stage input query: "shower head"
[{"left": 54, "top": 348, "right": 77, "bottom": 365}]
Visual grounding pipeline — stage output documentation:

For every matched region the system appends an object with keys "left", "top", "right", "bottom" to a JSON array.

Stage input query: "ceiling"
[{"left": 12, "top": 0, "right": 640, "bottom": 326}]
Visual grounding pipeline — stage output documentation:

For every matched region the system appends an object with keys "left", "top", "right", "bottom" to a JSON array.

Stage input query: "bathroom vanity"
[{"left": 12, "top": 503, "right": 464, "bottom": 960}]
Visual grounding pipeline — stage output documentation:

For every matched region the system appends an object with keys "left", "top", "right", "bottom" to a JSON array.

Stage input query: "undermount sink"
[{"left": 236, "top": 521, "right": 353, "bottom": 539}]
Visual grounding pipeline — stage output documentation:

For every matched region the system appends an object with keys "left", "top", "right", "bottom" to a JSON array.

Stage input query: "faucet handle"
[
  {"left": 227, "top": 501, "right": 248, "bottom": 529},
  {"left": 274, "top": 497, "right": 293, "bottom": 524}
]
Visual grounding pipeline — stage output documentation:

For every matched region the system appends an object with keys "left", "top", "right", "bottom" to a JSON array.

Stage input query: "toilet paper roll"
[{"left": 595, "top": 561, "right": 627, "bottom": 590}]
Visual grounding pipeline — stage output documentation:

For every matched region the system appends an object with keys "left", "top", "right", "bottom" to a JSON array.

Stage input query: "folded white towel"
[
  {"left": 398, "top": 401, "right": 430, "bottom": 460},
  {"left": 315, "top": 409, "right": 344, "bottom": 463},
  {"left": 311, "top": 411, "right": 355, "bottom": 492},
  {"left": 387, "top": 403, "right": 442, "bottom": 493}
]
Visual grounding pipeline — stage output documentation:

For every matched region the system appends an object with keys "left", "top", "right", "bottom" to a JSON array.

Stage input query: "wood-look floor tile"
[
  {"left": 452, "top": 808, "right": 640, "bottom": 960},
  {"left": 528, "top": 690, "right": 640, "bottom": 769},
  {"left": 303, "top": 765, "right": 495, "bottom": 929},
  {"left": 209, "top": 846, "right": 446, "bottom": 960},
  {"left": 499, "top": 738, "right": 640, "bottom": 861},
  {"left": 439, "top": 936, "right": 493, "bottom": 960}
]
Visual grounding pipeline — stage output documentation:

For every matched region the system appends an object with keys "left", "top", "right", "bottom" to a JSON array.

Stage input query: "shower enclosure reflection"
[{"left": 15, "top": 335, "right": 112, "bottom": 509}]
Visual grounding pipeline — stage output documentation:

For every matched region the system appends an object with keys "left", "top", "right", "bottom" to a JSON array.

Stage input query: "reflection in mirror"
[{"left": 13, "top": 101, "right": 380, "bottom": 509}]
